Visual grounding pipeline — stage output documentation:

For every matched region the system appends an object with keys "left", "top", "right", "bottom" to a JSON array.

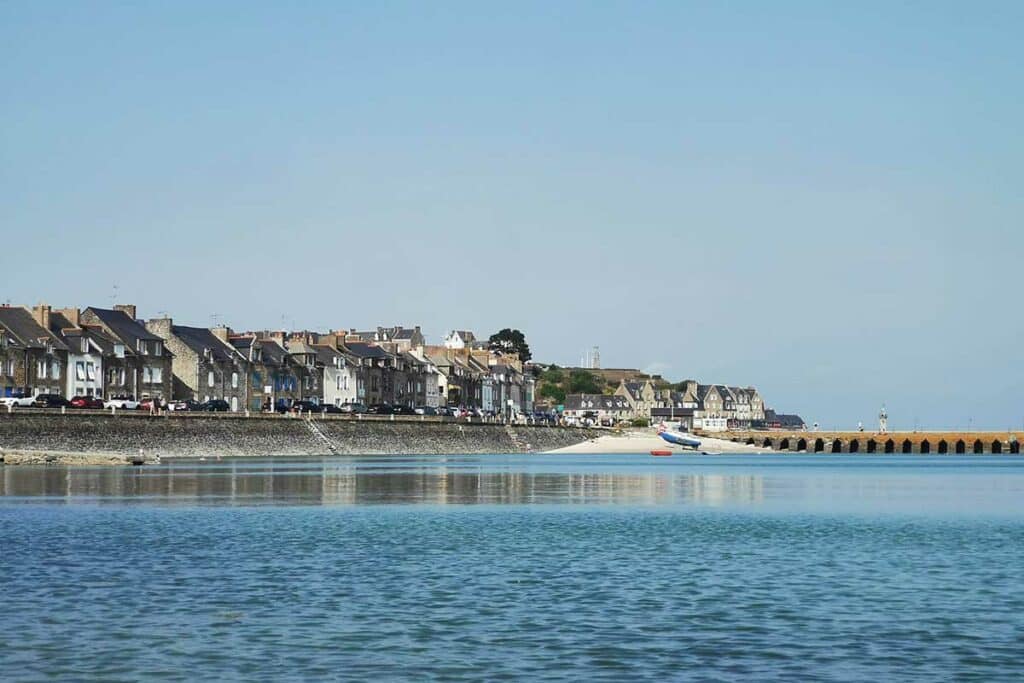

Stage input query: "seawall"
[{"left": 0, "top": 412, "right": 605, "bottom": 461}]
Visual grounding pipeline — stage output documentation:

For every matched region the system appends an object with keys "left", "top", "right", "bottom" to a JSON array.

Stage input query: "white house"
[
  {"left": 443, "top": 330, "right": 476, "bottom": 350},
  {"left": 315, "top": 345, "right": 358, "bottom": 406}
]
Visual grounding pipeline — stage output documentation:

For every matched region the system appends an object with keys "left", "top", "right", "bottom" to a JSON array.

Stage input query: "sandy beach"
[{"left": 547, "top": 429, "right": 769, "bottom": 454}]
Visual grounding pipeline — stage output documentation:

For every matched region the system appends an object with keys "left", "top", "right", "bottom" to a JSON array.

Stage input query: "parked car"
[
  {"left": 289, "top": 400, "right": 320, "bottom": 414},
  {"left": 319, "top": 404, "right": 343, "bottom": 414},
  {"left": 168, "top": 399, "right": 200, "bottom": 412},
  {"left": 339, "top": 402, "right": 367, "bottom": 414},
  {"left": 70, "top": 395, "right": 105, "bottom": 409},
  {"left": 393, "top": 405, "right": 417, "bottom": 416},
  {"left": 198, "top": 399, "right": 230, "bottom": 412},
  {"left": 1, "top": 393, "right": 37, "bottom": 408},
  {"left": 414, "top": 406, "right": 438, "bottom": 416},
  {"left": 104, "top": 396, "right": 140, "bottom": 410},
  {"left": 366, "top": 403, "right": 394, "bottom": 414},
  {"left": 32, "top": 393, "right": 70, "bottom": 408}
]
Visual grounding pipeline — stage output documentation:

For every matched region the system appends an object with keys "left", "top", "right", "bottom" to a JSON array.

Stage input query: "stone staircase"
[
  {"left": 505, "top": 424, "right": 532, "bottom": 453},
  {"left": 303, "top": 416, "right": 339, "bottom": 455}
]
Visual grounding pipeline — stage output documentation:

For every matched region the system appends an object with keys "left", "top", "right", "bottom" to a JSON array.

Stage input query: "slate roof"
[
  {"left": 0, "top": 306, "right": 68, "bottom": 351},
  {"left": 344, "top": 341, "right": 392, "bottom": 360},
  {"left": 564, "top": 394, "right": 631, "bottom": 412},
  {"left": 312, "top": 344, "right": 345, "bottom": 367},
  {"left": 86, "top": 307, "right": 162, "bottom": 347},
  {"left": 173, "top": 325, "right": 238, "bottom": 363}
]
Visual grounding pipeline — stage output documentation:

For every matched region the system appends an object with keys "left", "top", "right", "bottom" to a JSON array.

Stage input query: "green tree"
[
  {"left": 541, "top": 366, "right": 564, "bottom": 384},
  {"left": 488, "top": 328, "right": 532, "bottom": 361},
  {"left": 539, "top": 383, "right": 566, "bottom": 404},
  {"left": 568, "top": 369, "right": 602, "bottom": 394}
]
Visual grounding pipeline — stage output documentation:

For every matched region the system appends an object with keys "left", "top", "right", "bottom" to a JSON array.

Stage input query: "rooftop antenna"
[
  {"left": 210, "top": 312, "right": 222, "bottom": 326},
  {"left": 111, "top": 283, "right": 119, "bottom": 305}
]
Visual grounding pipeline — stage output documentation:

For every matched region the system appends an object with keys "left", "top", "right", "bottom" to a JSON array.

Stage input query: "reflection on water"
[
  {"left": 0, "top": 456, "right": 766, "bottom": 506},
  {"left": 3, "top": 454, "right": 1024, "bottom": 514}
]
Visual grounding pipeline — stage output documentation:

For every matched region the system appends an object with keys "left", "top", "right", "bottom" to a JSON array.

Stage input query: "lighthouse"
[{"left": 879, "top": 405, "right": 888, "bottom": 434}]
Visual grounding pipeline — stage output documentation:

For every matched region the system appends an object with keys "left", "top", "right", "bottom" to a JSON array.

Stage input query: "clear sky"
[{"left": 2, "top": 2, "right": 1022, "bottom": 429}]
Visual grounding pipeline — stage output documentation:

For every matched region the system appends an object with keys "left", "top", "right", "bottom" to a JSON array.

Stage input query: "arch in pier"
[
  {"left": 745, "top": 438, "right": 756, "bottom": 445},
  {"left": 866, "top": 439, "right": 877, "bottom": 453},
  {"left": 920, "top": 440, "right": 931, "bottom": 454},
  {"left": 762, "top": 438, "right": 773, "bottom": 449},
  {"left": 780, "top": 438, "right": 790, "bottom": 451},
  {"left": 955, "top": 440, "right": 966, "bottom": 454},
  {"left": 849, "top": 439, "right": 860, "bottom": 453},
  {"left": 973, "top": 439, "right": 984, "bottom": 454},
  {"left": 1011, "top": 441, "right": 1020, "bottom": 454},
  {"left": 813, "top": 438, "right": 825, "bottom": 453},
  {"left": 991, "top": 440, "right": 1003, "bottom": 454},
  {"left": 938, "top": 440, "right": 948, "bottom": 454},
  {"left": 884, "top": 439, "right": 895, "bottom": 454},
  {"left": 902, "top": 439, "right": 913, "bottom": 454},
  {"left": 831, "top": 439, "right": 843, "bottom": 453},
  {"left": 796, "top": 438, "right": 807, "bottom": 452}
]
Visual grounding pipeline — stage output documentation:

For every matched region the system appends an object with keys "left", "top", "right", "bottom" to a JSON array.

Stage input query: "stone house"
[
  {"left": 0, "top": 305, "right": 69, "bottom": 397},
  {"left": 615, "top": 379, "right": 658, "bottom": 420},
  {"left": 285, "top": 337, "right": 323, "bottom": 404},
  {"left": 343, "top": 341, "right": 394, "bottom": 406},
  {"left": 146, "top": 319, "right": 249, "bottom": 411},
  {"left": 81, "top": 305, "right": 173, "bottom": 401},
  {"left": 227, "top": 335, "right": 274, "bottom": 412}
]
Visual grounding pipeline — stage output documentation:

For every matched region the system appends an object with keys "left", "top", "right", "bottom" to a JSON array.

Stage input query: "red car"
[{"left": 70, "top": 395, "right": 104, "bottom": 409}]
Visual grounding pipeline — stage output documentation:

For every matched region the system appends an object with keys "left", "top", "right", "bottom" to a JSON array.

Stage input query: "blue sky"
[{"left": 2, "top": 2, "right": 1022, "bottom": 429}]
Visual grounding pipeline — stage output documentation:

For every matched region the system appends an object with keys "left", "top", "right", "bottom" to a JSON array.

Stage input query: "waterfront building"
[
  {"left": 563, "top": 393, "right": 631, "bottom": 425},
  {"left": 32, "top": 306, "right": 112, "bottom": 399},
  {"left": 0, "top": 305, "right": 69, "bottom": 398},
  {"left": 615, "top": 379, "right": 658, "bottom": 420},
  {"left": 81, "top": 305, "right": 173, "bottom": 401},
  {"left": 146, "top": 318, "right": 249, "bottom": 410}
]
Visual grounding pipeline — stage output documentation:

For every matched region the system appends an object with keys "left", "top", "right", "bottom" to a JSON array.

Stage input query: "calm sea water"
[{"left": 2, "top": 454, "right": 1024, "bottom": 681}]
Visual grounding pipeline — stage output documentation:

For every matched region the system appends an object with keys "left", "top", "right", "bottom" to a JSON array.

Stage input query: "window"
[
  {"left": 208, "top": 371, "right": 215, "bottom": 388},
  {"left": 37, "top": 361, "right": 47, "bottom": 378},
  {"left": 86, "top": 363, "right": 95, "bottom": 381},
  {"left": 143, "top": 367, "right": 151, "bottom": 383},
  {"left": 114, "top": 344, "right": 125, "bottom": 359},
  {"left": 51, "top": 361, "right": 60, "bottom": 378},
  {"left": 232, "top": 372, "right": 238, "bottom": 389},
  {"left": 154, "top": 341, "right": 162, "bottom": 356},
  {"left": 151, "top": 367, "right": 162, "bottom": 384},
  {"left": 76, "top": 362, "right": 86, "bottom": 381}
]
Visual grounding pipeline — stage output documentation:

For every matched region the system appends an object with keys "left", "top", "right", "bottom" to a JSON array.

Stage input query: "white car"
[
  {"left": 0, "top": 395, "right": 36, "bottom": 408},
  {"left": 103, "top": 397, "right": 140, "bottom": 410}
]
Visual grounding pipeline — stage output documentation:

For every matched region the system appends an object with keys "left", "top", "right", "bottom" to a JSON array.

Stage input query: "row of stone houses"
[
  {"left": 614, "top": 378, "right": 769, "bottom": 431},
  {"left": 0, "top": 304, "right": 535, "bottom": 416},
  {"left": 561, "top": 378, "right": 786, "bottom": 430}
]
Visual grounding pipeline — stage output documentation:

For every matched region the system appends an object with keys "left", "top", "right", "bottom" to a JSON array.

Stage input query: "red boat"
[{"left": 650, "top": 449, "right": 673, "bottom": 457}]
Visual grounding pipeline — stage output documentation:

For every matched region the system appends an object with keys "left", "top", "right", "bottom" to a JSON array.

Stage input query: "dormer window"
[
  {"left": 154, "top": 341, "right": 162, "bottom": 356},
  {"left": 114, "top": 343, "right": 125, "bottom": 358}
]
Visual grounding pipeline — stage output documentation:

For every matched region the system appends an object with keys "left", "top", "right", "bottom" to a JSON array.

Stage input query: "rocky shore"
[{"left": 0, "top": 412, "right": 605, "bottom": 465}]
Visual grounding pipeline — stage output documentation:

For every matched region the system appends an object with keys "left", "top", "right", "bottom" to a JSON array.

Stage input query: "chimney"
[
  {"left": 113, "top": 304, "right": 137, "bottom": 321},
  {"left": 32, "top": 304, "right": 52, "bottom": 331},
  {"left": 57, "top": 307, "right": 80, "bottom": 328},
  {"left": 211, "top": 326, "right": 232, "bottom": 343},
  {"left": 145, "top": 317, "right": 173, "bottom": 339}
]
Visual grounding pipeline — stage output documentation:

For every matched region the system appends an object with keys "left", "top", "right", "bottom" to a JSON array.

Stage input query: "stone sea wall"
[{"left": 0, "top": 412, "right": 604, "bottom": 460}]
